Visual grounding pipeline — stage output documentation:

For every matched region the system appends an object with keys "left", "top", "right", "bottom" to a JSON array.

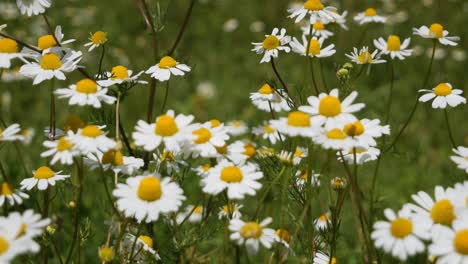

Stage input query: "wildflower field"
[{"left": 0, "top": 0, "right": 468, "bottom": 263}]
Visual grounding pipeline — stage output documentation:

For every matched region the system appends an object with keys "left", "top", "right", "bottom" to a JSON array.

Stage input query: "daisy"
[
  {"left": 19, "top": 50, "right": 82, "bottom": 85},
  {"left": 290, "top": 36, "right": 336, "bottom": 58},
  {"left": 0, "top": 123, "right": 24, "bottom": 142},
  {"left": 270, "top": 111, "right": 318, "bottom": 138},
  {"left": 413, "top": 23, "right": 460, "bottom": 46},
  {"left": 274, "top": 229, "right": 291, "bottom": 248},
  {"left": 314, "top": 213, "right": 331, "bottom": 231},
  {"left": 84, "top": 31, "right": 108, "bottom": 51},
  {"left": 418, "top": 83, "right": 466, "bottom": 109},
  {"left": 98, "top": 246, "right": 114, "bottom": 262},
  {"left": 69, "top": 125, "right": 116, "bottom": 155},
  {"left": 97, "top": 65, "right": 147, "bottom": 87},
  {"left": 314, "top": 127, "right": 352, "bottom": 150},
  {"left": 55, "top": 78, "right": 116, "bottom": 108},
  {"left": 331, "top": 10, "right": 348, "bottom": 30},
  {"left": 85, "top": 150, "right": 144, "bottom": 175},
  {"left": 113, "top": 175, "right": 185, "bottom": 223},
  {"left": 146, "top": 56, "right": 191, "bottom": 81},
  {"left": 451, "top": 146, "right": 468, "bottom": 174},
  {"left": 193, "top": 163, "right": 212, "bottom": 177},
  {"left": 225, "top": 120, "right": 248, "bottom": 136},
  {"left": 295, "top": 169, "right": 320, "bottom": 188},
  {"left": 182, "top": 121, "right": 230, "bottom": 158},
  {"left": 354, "top": 8, "right": 386, "bottom": 25},
  {"left": 277, "top": 150, "right": 294, "bottom": 165},
  {"left": 251, "top": 28, "right": 291, "bottom": 63},
  {"left": 374, "top": 35, "right": 413, "bottom": 60},
  {"left": 0, "top": 37, "right": 29, "bottom": 69},
  {"left": 202, "top": 160, "right": 263, "bottom": 199},
  {"left": 218, "top": 203, "right": 243, "bottom": 219},
  {"left": 229, "top": 217, "right": 276, "bottom": 254},
  {"left": 452, "top": 181, "right": 468, "bottom": 209},
  {"left": 16, "top": 0, "right": 51, "bottom": 16},
  {"left": 346, "top": 47, "right": 386, "bottom": 65},
  {"left": 293, "top": 146, "right": 308, "bottom": 165},
  {"left": 19, "top": 128, "right": 35, "bottom": 145},
  {"left": 299, "top": 89, "right": 365, "bottom": 130},
  {"left": 252, "top": 122, "right": 282, "bottom": 144},
  {"left": 0, "top": 218, "right": 28, "bottom": 263},
  {"left": 122, "top": 234, "right": 161, "bottom": 262},
  {"left": 371, "top": 207, "right": 430, "bottom": 261},
  {"left": 132, "top": 110, "right": 194, "bottom": 152},
  {"left": 176, "top": 205, "right": 203, "bottom": 224},
  {"left": 313, "top": 252, "right": 337, "bottom": 264},
  {"left": 250, "top": 83, "right": 291, "bottom": 112},
  {"left": 7, "top": 210, "right": 50, "bottom": 252},
  {"left": 227, "top": 140, "right": 257, "bottom": 164},
  {"left": 288, "top": 0, "right": 339, "bottom": 24},
  {"left": 338, "top": 146, "right": 381, "bottom": 165},
  {"left": 343, "top": 119, "right": 390, "bottom": 148},
  {"left": 20, "top": 166, "right": 70, "bottom": 191},
  {"left": 41, "top": 136, "right": 78, "bottom": 165},
  {"left": 301, "top": 21, "right": 334, "bottom": 39},
  {"left": 0, "top": 182, "right": 29, "bottom": 207},
  {"left": 35, "top": 26, "right": 75, "bottom": 51}
]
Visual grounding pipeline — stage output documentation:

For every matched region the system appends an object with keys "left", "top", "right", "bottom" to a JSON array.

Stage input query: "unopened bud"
[
  {"left": 336, "top": 69, "right": 349, "bottom": 79},
  {"left": 343, "top": 62, "right": 353, "bottom": 70},
  {"left": 46, "top": 225, "right": 56, "bottom": 235},
  {"left": 69, "top": 201, "right": 76, "bottom": 208}
]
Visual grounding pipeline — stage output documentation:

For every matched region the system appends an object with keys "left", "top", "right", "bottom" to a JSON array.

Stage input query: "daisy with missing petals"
[
  {"left": 371, "top": 207, "right": 430, "bottom": 261},
  {"left": 34, "top": 26, "right": 75, "bottom": 52},
  {"left": 0, "top": 37, "right": 30, "bottom": 69},
  {"left": 70, "top": 125, "right": 116, "bottom": 155},
  {"left": 19, "top": 50, "right": 82, "bottom": 85},
  {"left": 85, "top": 150, "right": 144, "bottom": 176},
  {"left": 288, "top": 0, "right": 339, "bottom": 24},
  {"left": 229, "top": 217, "right": 276, "bottom": 254},
  {"left": 225, "top": 120, "right": 248, "bottom": 136},
  {"left": 0, "top": 123, "right": 24, "bottom": 142},
  {"left": 113, "top": 175, "right": 185, "bottom": 223},
  {"left": 338, "top": 146, "right": 381, "bottom": 165},
  {"left": 176, "top": 205, "right": 203, "bottom": 224},
  {"left": 16, "top": 0, "right": 51, "bottom": 16},
  {"left": 0, "top": 182, "right": 29, "bottom": 206},
  {"left": 250, "top": 84, "right": 291, "bottom": 112},
  {"left": 132, "top": 110, "right": 194, "bottom": 152},
  {"left": 202, "top": 160, "right": 263, "bottom": 199},
  {"left": 227, "top": 140, "right": 257, "bottom": 164},
  {"left": 218, "top": 204, "right": 243, "bottom": 219},
  {"left": 301, "top": 21, "right": 334, "bottom": 39},
  {"left": 343, "top": 119, "right": 390, "bottom": 148},
  {"left": 295, "top": 169, "right": 320, "bottom": 188},
  {"left": 146, "top": 56, "right": 191, "bottom": 82},
  {"left": 314, "top": 213, "right": 331, "bottom": 231},
  {"left": 374, "top": 35, "right": 413, "bottom": 60},
  {"left": 84, "top": 31, "right": 108, "bottom": 51},
  {"left": 413, "top": 23, "right": 460, "bottom": 46},
  {"left": 97, "top": 65, "right": 147, "bottom": 87},
  {"left": 251, "top": 28, "right": 291, "bottom": 63},
  {"left": 290, "top": 36, "right": 336, "bottom": 58},
  {"left": 314, "top": 127, "right": 353, "bottom": 150},
  {"left": 41, "top": 136, "right": 78, "bottom": 165},
  {"left": 419, "top": 83, "right": 466, "bottom": 109},
  {"left": 7, "top": 210, "right": 50, "bottom": 252},
  {"left": 20, "top": 166, "right": 70, "bottom": 191},
  {"left": 274, "top": 229, "right": 291, "bottom": 248},
  {"left": 313, "top": 252, "right": 337, "bottom": 264},
  {"left": 299, "top": 89, "right": 365, "bottom": 130},
  {"left": 271, "top": 111, "right": 317, "bottom": 138},
  {"left": 122, "top": 234, "right": 161, "bottom": 262},
  {"left": 252, "top": 122, "right": 282, "bottom": 144},
  {"left": 451, "top": 146, "right": 468, "bottom": 173},
  {"left": 55, "top": 78, "right": 116, "bottom": 108},
  {"left": 183, "top": 121, "right": 230, "bottom": 158},
  {"left": 346, "top": 47, "right": 386, "bottom": 65},
  {"left": 354, "top": 8, "right": 386, "bottom": 25}
]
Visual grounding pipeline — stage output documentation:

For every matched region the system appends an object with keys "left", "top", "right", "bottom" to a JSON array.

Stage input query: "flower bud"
[{"left": 331, "top": 177, "right": 347, "bottom": 190}]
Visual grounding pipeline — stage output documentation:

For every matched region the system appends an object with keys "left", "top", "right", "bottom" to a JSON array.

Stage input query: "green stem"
[
  {"left": 168, "top": 0, "right": 196, "bottom": 56},
  {"left": 65, "top": 158, "right": 83, "bottom": 264},
  {"left": 443, "top": 108, "right": 456, "bottom": 148},
  {"left": 98, "top": 45, "right": 106, "bottom": 76},
  {"left": 318, "top": 59, "right": 329, "bottom": 92},
  {"left": 254, "top": 166, "right": 286, "bottom": 218},
  {"left": 129, "top": 223, "right": 144, "bottom": 263},
  {"left": 42, "top": 188, "right": 50, "bottom": 264},
  {"left": 271, "top": 58, "right": 296, "bottom": 106},
  {"left": 160, "top": 81, "right": 169, "bottom": 114}
]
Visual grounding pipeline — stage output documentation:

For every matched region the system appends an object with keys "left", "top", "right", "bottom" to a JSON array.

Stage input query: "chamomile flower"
[
  {"left": 34, "top": 26, "right": 75, "bottom": 52},
  {"left": 251, "top": 28, "right": 291, "bottom": 63},
  {"left": 419, "top": 83, "right": 466, "bottom": 109},
  {"left": 299, "top": 89, "right": 365, "bottom": 130},
  {"left": 413, "top": 23, "right": 460, "bottom": 46},
  {"left": 274, "top": 229, "right": 291, "bottom": 248},
  {"left": 277, "top": 150, "right": 294, "bottom": 164},
  {"left": 97, "top": 65, "right": 147, "bottom": 87},
  {"left": 0, "top": 219, "right": 28, "bottom": 263},
  {"left": 193, "top": 163, "right": 212, "bottom": 177},
  {"left": 302, "top": 21, "right": 334, "bottom": 39},
  {"left": 41, "top": 136, "right": 78, "bottom": 165},
  {"left": 249, "top": 83, "right": 292, "bottom": 112},
  {"left": 55, "top": 78, "right": 116, "bottom": 108},
  {"left": 346, "top": 47, "right": 386, "bottom": 65},
  {"left": 202, "top": 160, "right": 263, "bottom": 199},
  {"left": 313, "top": 252, "right": 337, "bottom": 264},
  {"left": 227, "top": 140, "right": 257, "bottom": 164},
  {"left": 7, "top": 210, "right": 50, "bottom": 252},
  {"left": 338, "top": 146, "right": 381, "bottom": 165},
  {"left": 69, "top": 125, "right": 116, "bottom": 155},
  {"left": 354, "top": 8, "right": 386, "bottom": 25},
  {"left": 85, "top": 150, "right": 144, "bottom": 176},
  {"left": 229, "top": 217, "right": 276, "bottom": 254},
  {"left": 374, "top": 35, "right": 413, "bottom": 60},
  {"left": 16, "top": 0, "right": 51, "bottom": 16},
  {"left": 19, "top": 128, "right": 35, "bottom": 145},
  {"left": 19, "top": 50, "right": 82, "bottom": 85},
  {"left": 113, "top": 175, "right": 186, "bottom": 223},
  {"left": 371, "top": 207, "right": 430, "bottom": 261},
  {"left": 132, "top": 110, "right": 194, "bottom": 152},
  {"left": 0, "top": 123, "right": 24, "bottom": 142},
  {"left": 331, "top": 10, "right": 348, "bottom": 30},
  {"left": 293, "top": 146, "right": 308, "bottom": 165},
  {"left": 314, "top": 213, "right": 331, "bottom": 231},
  {"left": 252, "top": 122, "right": 282, "bottom": 144},
  {"left": 146, "top": 56, "right": 191, "bottom": 81},
  {"left": 343, "top": 119, "right": 390, "bottom": 148},
  {"left": 182, "top": 121, "right": 230, "bottom": 158},
  {"left": 451, "top": 146, "right": 468, "bottom": 174},
  {"left": 288, "top": 0, "right": 339, "bottom": 24},
  {"left": 429, "top": 213, "right": 468, "bottom": 264},
  {"left": 0, "top": 38, "right": 29, "bottom": 69},
  {"left": 290, "top": 36, "right": 336, "bottom": 58},
  {"left": 314, "top": 127, "right": 352, "bottom": 150},
  {"left": 84, "top": 31, "right": 108, "bottom": 51},
  {"left": 271, "top": 111, "right": 317, "bottom": 138},
  {"left": 0, "top": 182, "right": 29, "bottom": 207},
  {"left": 295, "top": 169, "right": 320, "bottom": 187},
  {"left": 20, "top": 166, "right": 70, "bottom": 191},
  {"left": 218, "top": 203, "right": 243, "bottom": 219},
  {"left": 225, "top": 120, "right": 248, "bottom": 136},
  {"left": 122, "top": 234, "right": 161, "bottom": 262},
  {"left": 176, "top": 205, "right": 203, "bottom": 224}
]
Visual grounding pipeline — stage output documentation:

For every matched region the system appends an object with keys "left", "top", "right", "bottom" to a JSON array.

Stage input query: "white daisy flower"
[
  {"left": 19, "top": 128, "right": 35, "bottom": 145},
  {"left": 251, "top": 28, "right": 291, "bottom": 63},
  {"left": 0, "top": 182, "right": 29, "bottom": 207},
  {"left": 19, "top": 50, "right": 82, "bottom": 85},
  {"left": 371, "top": 207, "right": 430, "bottom": 261},
  {"left": 418, "top": 83, "right": 466, "bottom": 109},
  {"left": 132, "top": 110, "right": 194, "bottom": 152},
  {"left": 299, "top": 89, "right": 365, "bottom": 130},
  {"left": 271, "top": 111, "right": 318, "bottom": 138},
  {"left": 252, "top": 122, "right": 282, "bottom": 144},
  {"left": 176, "top": 205, "right": 203, "bottom": 224},
  {"left": 346, "top": 47, "right": 386, "bottom": 65},
  {"left": 277, "top": 150, "right": 294, "bottom": 164},
  {"left": 338, "top": 146, "right": 381, "bottom": 165},
  {"left": 6, "top": 209, "right": 50, "bottom": 252},
  {"left": 288, "top": 0, "right": 339, "bottom": 24},
  {"left": 0, "top": 123, "right": 24, "bottom": 142},
  {"left": 16, "top": 0, "right": 50, "bottom": 16},
  {"left": 226, "top": 140, "right": 257, "bottom": 164},
  {"left": 97, "top": 65, "right": 147, "bottom": 87},
  {"left": 225, "top": 120, "right": 248, "bottom": 136},
  {"left": 290, "top": 36, "right": 336, "bottom": 58},
  {"left": 0, "top": 37, "right": 30, "bottom": 69},
  {"left": 55, "top": 78, "right": 116, "bottom": 108},
  {"left": 193, "top": 163, "right": 212, "bottom": 178},
  {"left": 354, "top": 8, "right": 386, "bottom": 25},
  {"left": 85, "top": 150, "right": 144, "bottom": 176},
  {"left": 122, "top": 234, "right": 161, "bottom": 262},
  {"left": 41, "top": 136, "right": 78, "bottom": 165},
  {"left": 452, "top": 181, "right": 468, "bottom": 209},
  {"left": 250, "top": 84, "right": 291, "bottom": 112},
  {"left": 451, "top": 147, "right": 468, "bottom": 174},
  {"left": 202, "top": 160, "right": 263, "bottom": 200},
  {"left": 413, "top": 23, "right": 460, "bottom": 46},
  {"left": 301, "top": 21, "right": 334, "bottom": 39},
  {"left": 0, "top": 218, "right": 29, "bottom": 262},
  {"left": 343, "top": 119, "right": 390, "bottom": 148},
  {"left": 313, "top": 252, "right": 337, "bottom": 264},
  {"left": 229, "top": 217, "right": 276, "bottom": 254},
  {"left": 274, "top": 229, "right": 291, "bottom": 248},
  {"left": 295, "top": 169, "right": 320, "bottom": 188},
  {"left": 69, "top": 125, "right": 116, "bottom": 155},
  {"left": 146, "top": 56, "right": 191, "bottom": 82},
  {"left": 84, "top": 31, "right": 108, "bottom": 52},
  {"left": 314, "top": 127, "right": 352, "bottom": 150},
  {"left": 374, "top": 35, "right": 413, "bottom": 60},
  {"left": 331, "top": 10, "right": 348, "bottom": 30},
  {"left": 218, "top": 203, "right": 243, "bottom": 219},
  {"left": 314, "top": 213, "right": 331, "bottom": 231},
  {"left": 293, "top": 146, "right": 308, "bottom": 165},
  {"left": 182, "top": 121, "right": 230, "bottom": 158},
  {"left": 34, "top": 26, "right": 75, "bottom": 52},
  {"left": 20, "top": 166, "right": 70, "bottom": 191}
]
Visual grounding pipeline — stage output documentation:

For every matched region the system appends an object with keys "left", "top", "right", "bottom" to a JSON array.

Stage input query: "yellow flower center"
[
  {"left": 243, "top": 143, "right": 257, "bottom": 158},
  {"left": 216, "top": 144, "right": 228, "bottom": 154},
  {"left": 210, "top": 119, "right": 221, "bottom": 128},
  {"left": 0, "top": 183, "right": 14, "bottom": 195},
  {"left": 0, "top": 38, "right": 18, "bottom": 53},
  {"left": 390, "top": 217, "right": 413, "bottom": 238},
  {"left": 223, "top": 204, "right": 236, "bottom": 213},
  {"left": 37, "top": 35, "right": 57, "bottom": 50},
  {"left": 326, "top": 129, "right": 347, "bottom": 140},
  {"left": 201, "top": 164, "right": 211, "bottom": 172},
  {"left": 276, "top": 229, "right": 291, "bottom": 243},
  {"left": 192, "top": 128, "right": 212, "bottom": 144},
  {"left": 331, "top": 257, "right": 337, "bottom": 264},
  {"left": 34, "top": 166, "right": 55, "bottom": 179},
  {"left": 387, "top": 35, "right": 401, "bottom": 52},
  {"left": 99, "top": 246, "right": 114, "bottom": 262},
  {"left": 154, "top": 115, "right": 179, "bottom": 137},
  {"left": 64, "top": 115, "right": 85, "bottom": 133},
  {"left": 232, "top": 121, "right": 242, "bottom": 127},
  {"left": 287, "top": 111, "right": 310, "bottom": 127},
  {"left": 358, "top": 51, "right": 373, "bottom": 64},
  {"left": 364, "top": 8, "right": 377, "bottom": 17},
  {"left": 56, "top": 137, "right": 73, "bottom": 151},
  {"left": 319, "top": 214, "right": 329, "bottom": 221},
  {"left": 344, "top": 121, "right": 365, "bottom": 137},
  {"left": 81, "top": 125, "right": 103, "bottom": 138},
  {"left": 76, "top": 79, "right": 98, "bottom": 94},
  {"left": 299, "top": 170, "right": 308, "bottom": 180},
  {"left": 161, "top": 151, "right": 176, "bottom": 162},
  {"left": 430, "top": 199, "right": 455, "bottom": 226},
  {"left": 454, "top": 229, "right": 468, "bottom": 255},
  {"left": 319, "top": 96, "right": 342, "bottom": 117},
  {"left": 258, "top": 84, "right": 274, "bottom": 94},
  {"left": 159, "top": 56, "right": 177, "bottom": 68},
  {"left": 429, "top": 23, "right": 444, "bottom": 39},
  {"left": 137, "top": 177, "right": 162, "bottom": 202},
  {"left": 295, "top": 149, "right": 304, "bottom": 157},
  {"left": 303, "top": 0, "right": 324, "bottom": 11},
  {"left": 264, "top": 124, "right": 275, "bottom": 134},
  {"left": 313, "top": 21, "right": 325, "bottom": 31},
  {"left": 40, "top": 53, "right": 62, "bottom": 70},
  {"left": 308, "top": 39, "right": 321, "bottom": 55},
  {"left": 111, "top": 65, "right": 129, "bottom": 80},
  {"left": 220, "top": 166, "right": 243, "bottom": 183},
  {"left": 91, "top": 31, "right": 108, "bottom": 45},
  {"left": 262, "top": 35, "right": 280, "bottom": 50},
  {"left": 240, "top": 222, "right": 263, "bottom": 239},
  {"left": 0, "top": 236, "right": 9, "bottom": 256},
  {"left": 101, "top": 150, "right": 124, "bottom": 166},
  {"left": 138, "top": 235, "right": 153, "bottom": 248},
  {"left": 193, "top": 206, "right": 203, "bottom": 214},
  {"left": 434, "top": 83, "right": 452, "bottom": 96}
]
